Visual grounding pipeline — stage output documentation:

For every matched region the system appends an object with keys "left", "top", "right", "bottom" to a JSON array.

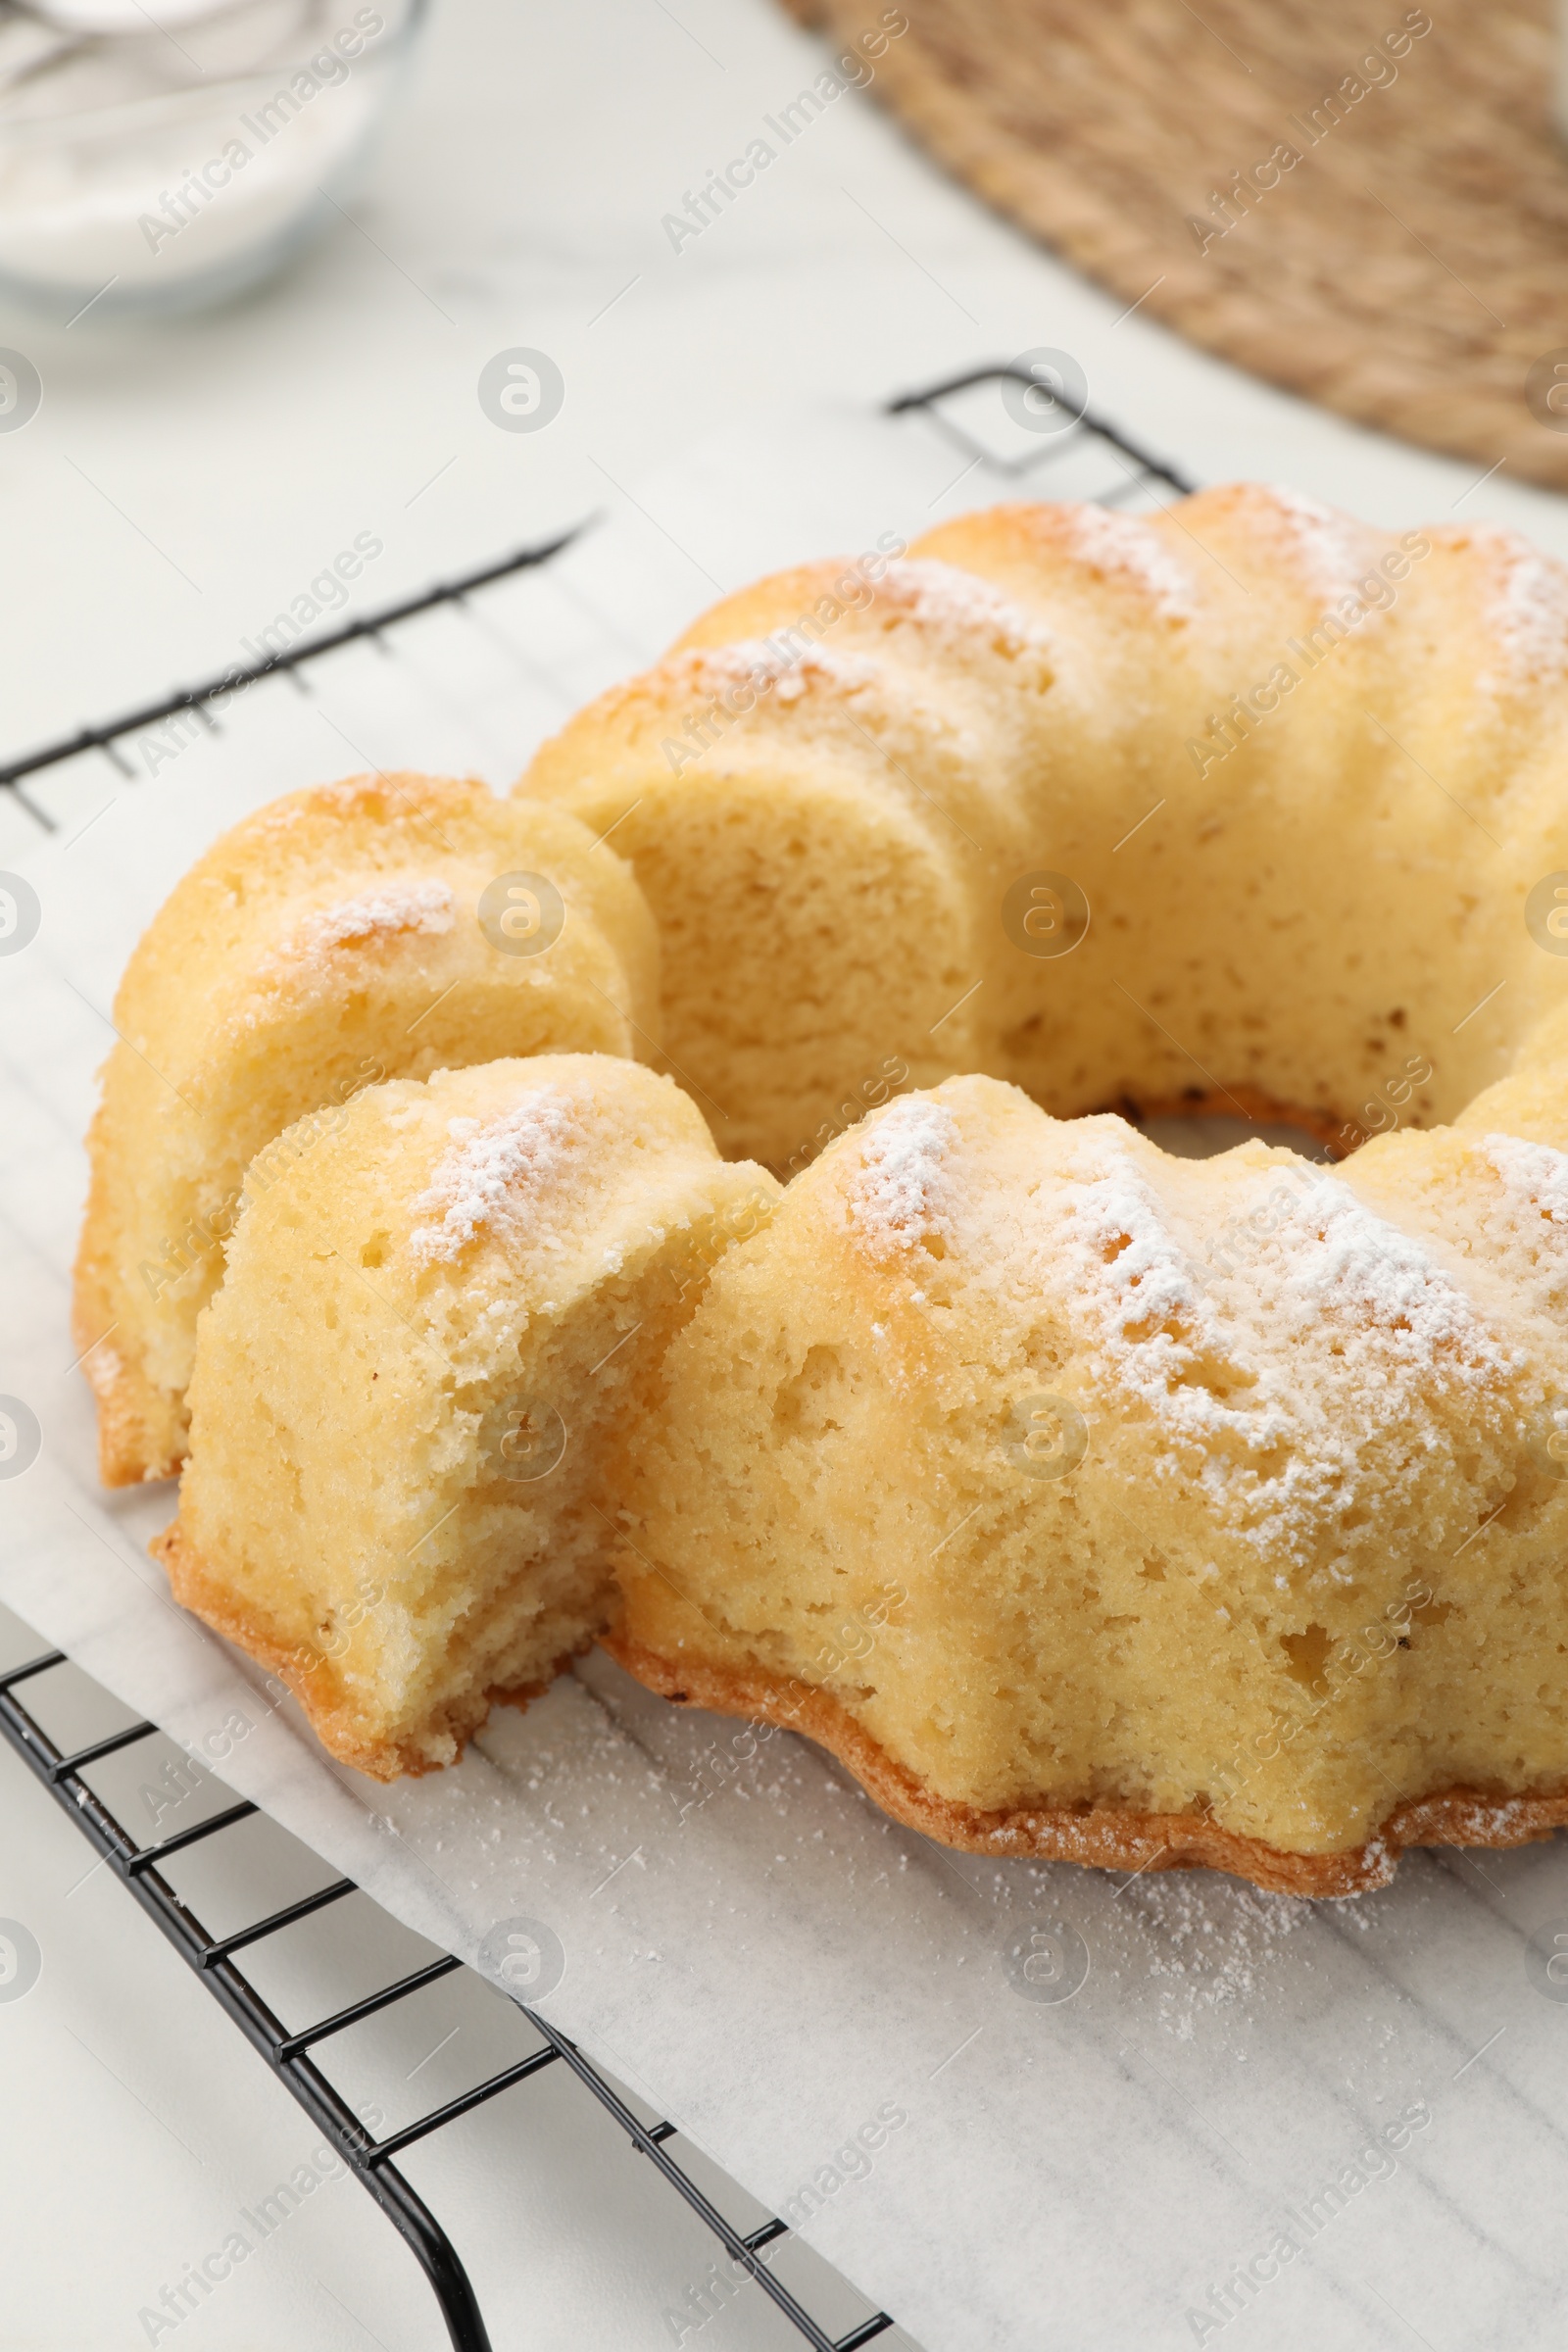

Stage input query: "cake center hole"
[{"left": 1140, "top": 1112, "right": 1336, "bottom": 1164}]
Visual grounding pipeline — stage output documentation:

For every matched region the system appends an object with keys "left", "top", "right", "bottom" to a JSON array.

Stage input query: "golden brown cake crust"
[
  {"left": 74, "top": 1155, "right": 185, "bottom": 1487},
  {"left": 74, "top": 1296, "right": 176, "bottom": 1487},
  {"left": 153, "top": 1518, "right": 574, "bottom": 1783},
  {"left": 76, "top": 772, "right": 660, "bottom": 1489},
  {"left": 606, "top": 1635, "right": 1568, "bottom": 1899}
]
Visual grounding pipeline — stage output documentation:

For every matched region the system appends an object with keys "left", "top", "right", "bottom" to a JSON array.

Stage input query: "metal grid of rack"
[
  {"left": 0, "top": 367, "right": 1196, "bottom": 2351},
  {"left": 0, "top": 1642, "right": 894, "bottom": 2352},
  {"left": 888, "top": 362, "right": 1194, "bottom": 500},
  {"left": 0, "top": 365, "right": 1191, "bottom": 813}
]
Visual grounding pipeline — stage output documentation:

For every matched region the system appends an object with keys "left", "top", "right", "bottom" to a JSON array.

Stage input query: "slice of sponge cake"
[{"left": 155, "top": 1054, "right": 775, "bottom": 1777}]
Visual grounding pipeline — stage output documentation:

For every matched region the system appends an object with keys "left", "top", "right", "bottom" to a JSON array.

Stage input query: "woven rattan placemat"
[{"left": 791, "top": 0, "right": 1568, "bottom": 490}]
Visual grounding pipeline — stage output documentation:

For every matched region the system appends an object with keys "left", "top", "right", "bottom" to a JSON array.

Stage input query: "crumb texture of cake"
[
  {"left": 518, "top": 491, "right": 1568, "bottom": 1167},
  {"left": 74, "top": 773, "right": 658, "bottom": 1487},
  {"left": 610, "top": 1074, "right": 1568, "bottom": 1886},
  {"left": 155, "top": 1054, "right": 777, "bottom": 1778}
]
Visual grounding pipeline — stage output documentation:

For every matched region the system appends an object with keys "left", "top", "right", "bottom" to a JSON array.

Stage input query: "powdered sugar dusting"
[
  {"left": 296, "top": 879, "right": 455, "bottom": 955},
  {"left": 1260, "top": 1179, "right": 1507, "bottom": 1377},
  {"left": 1056, "top": 1146, "right": 1221, "bottom": 1415},
  {"left": 848, "top": 1097, "right": 961, "bottom": 1255},
  {"left": 876, "top": 559, "right": 1054, "bottom": 659},
  {"left": 411, "top": 1085, "right": 582, "bottom": 1263},
  {"left": 1261, "top": 484, "right": 1380, "bottom": 596},
  {"left": 1049, "top": 1134, "right": 1515, "bottom": 1560},
  {"left": 1471, "top": 530, "right": 1568, "bottom": 693},
  {"left": 1464, "top": 1132, "right": 1568, "bottom": 1322},
  {"left": 1478, "top": 1131, "right": 1568, "bottom": 1226},
  {"left": 676, "top": 562, "right": 1052, "bottom": 713},
  {"left": 771, "top": 650, "right": 881, "bottom": 706},
  {"left": 81, "top": 1336, "right": 126, "bottom": 1403},
  {"left": 684, "top": 641, "right": 881, "bottom": 706},
  {"left": 1055, "top": 505, "right": 1197, "bottom": 619},
  {"left": 1115, "top": 1874, "right": 1311, "bottom": 2038}
]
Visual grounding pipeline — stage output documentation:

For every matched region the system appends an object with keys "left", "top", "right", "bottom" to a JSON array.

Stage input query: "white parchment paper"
[{"left": 3, "top": 407, "right": 1567, "bottom": 2352}]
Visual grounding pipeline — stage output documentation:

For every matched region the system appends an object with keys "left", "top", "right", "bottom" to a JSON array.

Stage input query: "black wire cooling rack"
[
  {"left": 0, "top": 367, "right": 1195, "bottom": 2352},
  {"left": 0, "top": 1643, "right": 896, "bottom": 2352},
  {"left": 0, "top": 363, "right": 1191, "bottom": 808}
]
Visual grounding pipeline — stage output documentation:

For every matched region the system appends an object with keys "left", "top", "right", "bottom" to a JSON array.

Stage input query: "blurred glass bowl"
[{"left": 0, "top": 0, "right": 426, "bottom": 315}]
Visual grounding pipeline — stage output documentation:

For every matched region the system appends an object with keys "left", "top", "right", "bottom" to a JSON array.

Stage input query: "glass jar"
[{"left": 0, "top": 0, "right": 426, "bottom": 315}]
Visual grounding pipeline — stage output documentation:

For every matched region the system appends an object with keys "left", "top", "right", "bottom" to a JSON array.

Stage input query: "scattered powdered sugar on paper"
[
  {"left": 1056, "top": 505, "right": 1197, "bottom": 619},
  {"left": 877, "top": 559, "right": 1055, "bottom": 660},
  {"left": 411, "top": 1084, "right": 582, "bottom": 1263},
  {"left": 848, "top": 1096, "right": 961, "bottom": 1255},
  {"left": 1111, "top": 1874, "right": 1313, "bottom": 2040},
  {"left": 293, "top": 878, "right": 456, "bottom": 955}
]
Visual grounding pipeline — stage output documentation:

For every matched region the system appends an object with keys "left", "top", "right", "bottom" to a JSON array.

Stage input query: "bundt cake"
[
  {"left": 517, "top": 490, "right": 1568, "bottom": 1169},
  {"left": 153, "top": 1055, "right": 776, "bottom": 1777},
  {"left": 74, "top": 774, "right": 657, "bottom": 1486},
  {"left": 93, "top": 487, "right": 1568, "bottom": 1889}
]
